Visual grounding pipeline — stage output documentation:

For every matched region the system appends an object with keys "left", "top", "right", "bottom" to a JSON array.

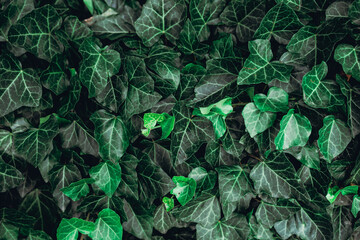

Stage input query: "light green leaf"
[
  {"left": 134, "top": 0, "right": 187, "bottom": 46},
  {"left": 89, "top": 161, "right": 121, "bottom": 197},
  {"left": 170, "top": 176, "right": 196, "bottom": 206},
  {"left": 0, "top": 54, "right": 42, "bottom": 117},
  {"left": 254, "top": 87, "right": 289, "bottom": 113},
  {"left": 334, "top": 44, "right": 360, "bottom": 82},
  {"left": 238, "top": 39, "right": 293, "bottom": 85},
  {"left": 250, "top": 151, "right": 310, "bottom": 200},
  {"left": 0, "top": 161, "right": 24, "bottom": 192},
  {"left": 60, "top": 178, "right": 94, "bottom": 201},
  {"left": 275, "top": 109, "right": 311, "bottom": 150},
  {"left": 14, "top": 115, "right": 58, "bottom": 167},
  {"left": 142, "top": 113, "right": 175, "bottom": 139},
  {"left": 318, "top": 115, "right": 352, "bottom": 162},
  {"left": 242, "top": 103, "right": 276, "bottom": 138},
  {"left": 254, "top": 3, "right": 303, "bottom": 44},
  {"left": 90, "top": 208, "right": 123, "bottom": 240},
  {"left": 57, "top": 218, "right": 95, "bottom": 240},
  {"left": 8, "top": 5, "right": 64, "bottom": 61},
  {"left": 162, "top": 197, "right": 174, "bottom": 212},
  {"left": 302, "top": 62, "right": 344, "bottom": 108},
  {"left": 79, "top": 39, "right": 121, "bottom": 97},
  {"left": 90, "top": 110, "right": 129, "bottom": 162}
]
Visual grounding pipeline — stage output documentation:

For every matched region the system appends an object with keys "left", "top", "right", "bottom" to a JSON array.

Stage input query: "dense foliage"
[{"left": 1, "top": 0, "right": 360, "bottom": 239}]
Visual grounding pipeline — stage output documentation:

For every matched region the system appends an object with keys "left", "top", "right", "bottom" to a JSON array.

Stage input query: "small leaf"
[
  {"left": 162, "top": 197, "right": 175, "bottom": 212},
  {"left": 170, "top": 176, "right": 196, "bottom": 206}
]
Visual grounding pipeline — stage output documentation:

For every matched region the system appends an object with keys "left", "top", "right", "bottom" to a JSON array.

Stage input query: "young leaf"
[
  {"left": 170, "top": 176, "right": 196, "bottom": 206},
  {"left": 162, "top": 197, "right": 175, "bottom": 212}
]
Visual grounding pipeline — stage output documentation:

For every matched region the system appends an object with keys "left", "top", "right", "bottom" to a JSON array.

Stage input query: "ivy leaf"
[
  {"left": 170, "top": 176, "right": 196, "bottom": 206},
  {"left": 178, "top": 19, "right": 209, "bottom": 57},
  {"left": 60, "top": 178, "right": 94, "bottom": 201},
  {"left": 254, "top": 87, "right": 289, "bottom": 113},
  {"left": 242, "top": 103, "right": 276, "bottom": 138},
  {"left": 302, "top": 62, "right": 345, "bottom": 108},
  {"left": 89, "top": 160, "right": 122, "bottom": 197},
  {"left": 286, "top": 20, "right": 347, "bottom": 65},
  {"left": 63, "top": 15, "right": 93, "bottom": 47},
  {"left": 162, "top": 197, "right": 175, "bottom": 212},
  {"left": 325, "top": 1, "right": 350, "bottom": 20},
  {"left": 250, "top": 151, "right": 310, "bottom": 200},
  {"left": 336, "top": 75, "right": 360, "bottom": 138},
  {"left": 14, "top": 115, "right": 58, "bottom": 167},
  {"left": 142, "top": 113, "right": 175, "bottom": 139},
  {"left": 57, "top": 71, "right": 82, "bottom": 116},
  {"left": 238, "top": 39, "right": 293, "bottom": 85},
  {"left": 8, "top": 5, "right": 64, "bottom": 61},
  {"left": 0, "top": 54, "right": 42, "bottom": 117},
  {"left": 89, "top": 209, "right": 123, "bottom": 240},
  {"left": 27, "top": 229, "right": 52, "bottom": 240},
  {"left": 134, "top": 0, "right": 186, "bottom": 47},
  {"left": 171, "top": 102, "right": 214, "bottom": 165},
  {"left": 220, "top": 0, "right": 266, "bottom": 42},
  {"left": 349, "top": 0, "right": 360, "bottom": 25},
  {"left": 79, "top": 39, "right": 121, "bottom": 98},
  {"left": 196, "top": 214, "right": 250, "bottom": 239},
  {"left": 188, "top": 167, "right": 217, "bottom": 193},
  {"left": 318, "top": 115, "right": 352, "bottom": 162},
  {"left": 40, "top": 54, "right": 69, "bottom": 95},
  {"left": 334, "top": 44, "right": 360, "bottom": 82},
  {"left": 172, "top": 191, "right": 221, "bottom": 226},
  {"left": 254, "top": 3, "right": 303, "bottom": 44},
  {"left": 331, "top": 205, "right": 354, "bottom": 240},
  {"left": 275, "top": 109, "right": 312, "bottom": 150},
  {"left": 189, "top": 0, "right": 226, "bottom": 42},
  {"left": 90, "top": 110, "right": 129, "bottom": 162},
  {"left": 0, "top": 161, "right": 24, "bottom": 192},
  {"left": 118, "top": 154, "right": 139, "bottom": 200},
  {"left": 352, "top": 195, "right": 360, "bottom": 217},
  {"left": 56, "top": 218, "right": 95, "bottom": 240},
  {"left": 285, "top": 145, "right": 320, "bottom": 170}
]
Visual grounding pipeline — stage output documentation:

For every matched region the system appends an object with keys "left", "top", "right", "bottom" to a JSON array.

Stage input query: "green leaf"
[
  {"left": 336, "top": 75, "right": 360, "bottom": 138},
  {"left": 60, "top": 178, "right": 94, "bottom": 201},
  {"left": 14, "top": 115, "right": 58, "bottom": 167},
  {"left": 90, "top": 110, "right": 129, "bottom": 162},
  {"left": 274, "top": 109, "right": 312, "bottom": 150},
  {"left": 318, "top": 115, "right": 352, "bottom": 162},
  {"left": 40, "top": 54, "right": 69, "bottom": 95},
  {"left": 172, "top": 192, "right": 221, "bottom": 226},
  {"left": 178, "top": 19, "right": 209, "bottom": 57},
  {"left": 352, "top": 195, "right": 360, "bottom": 217},
  {"left": 171, "top": 102, "right": 214, "bottom": 164},
  {"left": 302, "top": 62, "right": 345, "bottom": 108},
  {"left": 57, "top": 72, "right": 82, "bottom": 116},
  {"left": 8, "top": 5, "right": 64, "bottom": 61},
  {"left": 63, "top": 16, "right": 93, "bottom": 47},
  {"left": 49, "top": 163, "right": 81, "bottom": 211},
  {"left": 254, "top": 87, "right": 289, "bottom": 113},
  {"left": 89, "top": 161, "right": 122, "bottom": 197},
  {"left": 209, "top": 34, "right": 236, "bottom": 59},
  {"left": 162, "top": 197, "right": 174, "bottom": 212},
  {"left": 89, "top": 208, "right": 123, "bottom": 240},
  {"left": 0, "top": 207, "right": 36, "bottom": 229},
  {"left": 79, "top": 39, "right": 121, "bottom": 97},
  {"left": 170, "top": 176, "right": 196, "bottom": 206},
  {"left": 327, "top": 185, "right": 358, "bottom": 203},
  {"left": 254, "top": 3, "right": 303, "bottom": 44},
  {"left": 154, "top": 204, "right": 178, "bottom": 234},
  {"left": 285, "top": 145, "right": 320, "bottom": 170},
  {"left": 286, "top": 20, "right": 347, "bottom": 65},
  {"left": 134, "top": 0, "right": 187, "bottom": 46},
  {"left": 238, "top": 39, "right": 293, "bottom": 85},
  {"left": 325, "top": 1, "right": 350, "bottom": 20},
  {"left": 250, "top": 151, "right": 310, "bottom": 200},
  {"left": 0, "top": 161, "right": 24, "bottom": 192},
  {"left": 242, "top": 102, "right": 276, "bottom": 138},
  {"left": 26, "top": 229, "right": 52, "bottom": 240},
  {"left": 350, "top": 0, "right": 360, "bottom": 25},
  {"left": 188, "top": 167, "right": 216, "bottom": 193},
  {"left": 0, "top": 54, "right": 42, "bottom": 117},
  {"left": 142, "top": 113, "right": 175, "bottom": 139},
  {"left": 196, "top": 214, "right": 250, "bottom": 239},
  {"left": 334, "top": 44, "right": 360, "bottom": 82},
  {"left": 331, "top": 205, "right": 353, "bottom": 240},
  {"left": 220, "top": 0, "right": 265, "bottom": 42},
  {"left": 0, "top": 222, "right": 18, "bottom": 240},
  {"left": 57, "top": 218, "right": 95, "bottom": 240},
  {"left": 118, "top": 154, "right": 139, "bottom": 200},
  {"left": 0, "top": 0, "right": 34, "bottom": 41}
]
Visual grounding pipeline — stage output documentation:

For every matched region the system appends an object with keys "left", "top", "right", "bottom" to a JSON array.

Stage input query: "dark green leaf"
[
  {"left": 90, "top": 208, "right": 123, "bottom": 240},
  {"left": 0, "top": 161, "right": 24, "bottom": 192},
  {"left": 89, "top": 160, "right": 121, "bottom": 197},
  {"left": 60, "top": 178, "right": 94, "bottom": 201}
]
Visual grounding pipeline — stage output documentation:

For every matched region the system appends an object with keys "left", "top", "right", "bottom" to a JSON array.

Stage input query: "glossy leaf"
[
  {"left": 57, "top": 218, "right": 95, "bottom": 240},
  {"left": 254, "top": 87, "right": 289, "bottom": 113},
  {"left": 170, "top": 176, "right": 196, "bottom": 206},
  {"left": 89, "top": 208, "right": 123, "bottom": 240},
  {"left": 89, "top": 161, "right": 122, "bottom": 197},
  {"left": 334, "top": 44, "right": 360, "bottom": 82},
  {"left": 60, "top": 178, "right": 94, "bottom": 201}
]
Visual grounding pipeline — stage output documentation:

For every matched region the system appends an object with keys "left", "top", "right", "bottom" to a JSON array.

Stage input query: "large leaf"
[
  {"left": 90, "top": 110, "right": 129, "bottom": 162},
  {"left": 89, "top": 161, "right": 121, "bottom": 197},
  {"left": 220, "top": 0, "right": 265, "bottom": 42},
  {"left": 57, "top": 218, "right": 95, "bottom": 240},
  {"left": 0, "top": 54, "right": 42, "bottom": 117},
  {"left": 318, "top": 115, "right": 352, "bottom": 162},
  {"left": 250, "top": 151, "right": 310, "bottom": 200},
  {"left": 14, "top": 115, "right": 58, "bottom": 167},
  {"left": 134, "top": 0, "right": 187, "bottom": 46},
  {"left": 171, "top": 102, "right": 214, "bottom": 164},
  {"left": 79, "top": 39, "right": 121, "bottom": 97},
  {"left": 89, "top": 208, "right": 123, "bottom": 240},
  {"left": 8, "top": 5, "right": 64, "bottom": 61},
  {"left": 274, "top": 109, "right": 312, "bottom": 150},
  {"left": 0, "top": 161, "right": 24, "bottom": 192},
  {"left": 254, "top": 3, "right": 303, "bottom": 44},
  {"left": 238, "top": 39, "right": 293, "bottom": 85},
  {"left": 302, "top": 62, "right": 345, "bottom": 108}
]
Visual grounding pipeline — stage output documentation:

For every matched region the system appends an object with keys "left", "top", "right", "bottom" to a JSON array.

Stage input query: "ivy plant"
[{"left": 1, "top": 0, "right": 360, "bottom": 239}]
